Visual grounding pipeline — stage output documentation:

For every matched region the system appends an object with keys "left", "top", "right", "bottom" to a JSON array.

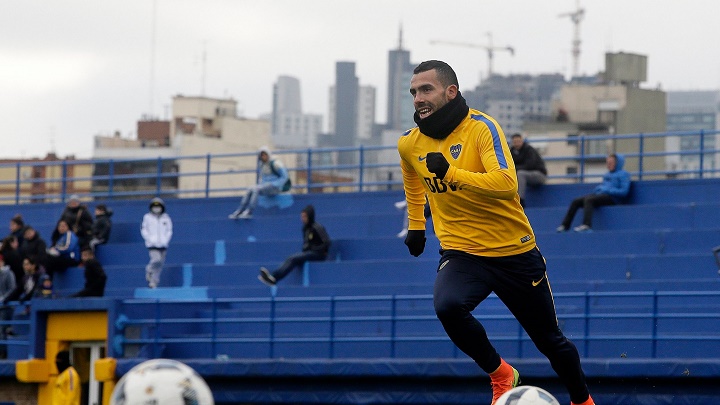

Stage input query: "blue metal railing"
[
  {"left": 112, "top": 291, "right": 720, "bottom": 360},
  {"left": 1, "top": 130, "right": 719, "bottom": 204},
  {"left": 0, "top": 303, "right": 32, "bottom": 356},
  {"left": 4, "top": 291, "right": 719, "bottom": 360}
]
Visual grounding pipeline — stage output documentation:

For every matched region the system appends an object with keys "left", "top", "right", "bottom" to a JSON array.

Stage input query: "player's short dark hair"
[
  {"left": 413, "top": 60, "right": 459, "bottom": 88},
  {"left": 511, "top": 133, "right": 523, "bottom": 139},
  {"left": 95, "top": 204, "right": 107, "bottom": 212}
]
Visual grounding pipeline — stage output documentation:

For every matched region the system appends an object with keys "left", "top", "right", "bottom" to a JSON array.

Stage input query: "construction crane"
[
  {"left": 430, "top": 32, "right": 514, "bottom": 80},
  {"left": 558, "top": 0, "right": 585, "bottom": 78}
]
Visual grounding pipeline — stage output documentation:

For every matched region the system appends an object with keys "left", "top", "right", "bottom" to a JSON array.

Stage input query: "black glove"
[
  {"left": 426, "top": 152, "right": 450, "bottom": 179},
  {"left": 404, "top": 230, "right": 426, "bottom": 257}
]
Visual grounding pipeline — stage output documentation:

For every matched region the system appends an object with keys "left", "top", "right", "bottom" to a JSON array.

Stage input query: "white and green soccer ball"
[{"left": 110, "top": 358, "right": 214, "bottom": 405}]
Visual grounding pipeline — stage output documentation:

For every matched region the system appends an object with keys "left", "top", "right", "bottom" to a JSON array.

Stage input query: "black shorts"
[{"left": 434, "top": 247, "right": 560, "bottom": 337}]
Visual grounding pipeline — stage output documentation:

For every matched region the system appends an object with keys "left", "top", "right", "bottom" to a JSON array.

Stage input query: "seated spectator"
[
  {"left": 8, "top": 214, "right": 27, "bottom": 246},
  {"left": 46, "top": 220, "right": 81, "bottom": 279},
  {"left": 60, "top": 195, "right": 94, "bottom": 250},
  {"left": 229, "top": 146, "right": 290, "bottom": 220},
  {"left": 0, "top": 236, "right": 23, "bottom": 287},
  {"left": 20, "top": 227, "right": 48, "bottom": 266},
  {"left": 2, "top": 255, "right": 52, "bottom": 305},
  {"left": 258, "top": 205, "right": 331, "bottom": 286},
  {"left": 395, "top": 198, "right": 432, "bottom": 238},
  {"left": 89, "top": 204, "right": 113, "bottom": 252},
  {"left": 70, "top": 249, "right": 107, "bottom": 298},
  {"left": 0, "top": 254, "right": 17, "bottom": 359},
  {"left": 556, "top": 153, "right": 631, "bottom": 233},
  {"left": 510, "top": 133, "right": 547, "bottom": 207}
]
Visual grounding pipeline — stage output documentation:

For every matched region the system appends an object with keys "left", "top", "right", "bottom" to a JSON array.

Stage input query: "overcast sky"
[{"left": 2, "top": 0, "right": 719, "bottom": 159}]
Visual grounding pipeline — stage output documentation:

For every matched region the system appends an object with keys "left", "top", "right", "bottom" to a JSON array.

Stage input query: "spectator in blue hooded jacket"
[
  {"left": 556, "top": 153, "right": 631, "bottom": 232},
  {"left": 45, "top": 219, "right": 81, "bottom": 278},
  {"left": 228, "top": 146, "right": 290, "bottom": 219}
]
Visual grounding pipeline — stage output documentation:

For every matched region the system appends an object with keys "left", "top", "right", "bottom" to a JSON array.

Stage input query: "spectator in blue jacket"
[
  {"left": 45, "top": 219, "right": 81, "bottom": 278},
  {"left": 229, "top": 146, "right": 290, "bottom": 219},
  {"left": 557, "top": 153, "right": 631, "bottom": 232}
]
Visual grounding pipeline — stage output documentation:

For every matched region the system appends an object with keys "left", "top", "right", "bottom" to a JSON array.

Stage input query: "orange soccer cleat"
[{"left": 489, "top": 359, "right": 521, "bottom": 405}]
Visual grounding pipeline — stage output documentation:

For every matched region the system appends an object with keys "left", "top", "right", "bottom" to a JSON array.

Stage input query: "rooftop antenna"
[
  {"left": 201, "top": 40, "right": 208, "bottom": 96},
  {"left": 149, "top": 0, "right": 157, "bottom": 117},
  {"left": 558, "top": 0, "right": 585, "bottom": 78},
  {"left": 49, "top": 126, "right": 56, "bottom": 155},
  {"left": 397, "top": 23, "right": 404, "bottom": 50}
]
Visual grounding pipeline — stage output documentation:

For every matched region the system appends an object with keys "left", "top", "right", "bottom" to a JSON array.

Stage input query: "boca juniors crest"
[{"left": 449, "top": 144, "right": 462, "bottom": 160}]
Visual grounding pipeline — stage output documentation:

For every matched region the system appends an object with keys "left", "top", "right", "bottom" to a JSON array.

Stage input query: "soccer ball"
[
  {"left": 110, "top": 358, "right": 214, "bottom": 405},
  {"left": 495, "top": 385, "right": 560, "bottom": 405}
]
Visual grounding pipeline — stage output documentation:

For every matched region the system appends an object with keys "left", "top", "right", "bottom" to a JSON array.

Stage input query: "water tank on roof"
[{"left": 605, "top": 52, "right": 647, "bottom": 86}]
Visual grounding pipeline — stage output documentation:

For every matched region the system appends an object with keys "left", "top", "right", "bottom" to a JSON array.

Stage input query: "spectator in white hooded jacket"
[{"left": 140, "top": 197, "right": 173, "bottom": 288}]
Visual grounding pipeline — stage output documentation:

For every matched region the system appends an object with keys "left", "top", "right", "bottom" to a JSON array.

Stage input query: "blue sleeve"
[
  {"left": 606, "top": 171, "right": 631, "bottom": 199},
  {"left": 55, "top": 233, "right": 80, "bottom": 259},
  {"left": 72, "top": 234, "right": 81, "bottom": 260},
  {"left": 266, "top": 161, "right": 289, "bottom": 189}
]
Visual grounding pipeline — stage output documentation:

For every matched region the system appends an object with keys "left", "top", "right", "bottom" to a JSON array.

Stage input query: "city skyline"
[{"left": 2, "top": 0, "right": 719, "bottom": 159}]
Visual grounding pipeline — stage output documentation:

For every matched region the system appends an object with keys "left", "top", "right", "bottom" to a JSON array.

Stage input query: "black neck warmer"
[{"left": 414, "top": 91, "right": 469, "bottom": 140}]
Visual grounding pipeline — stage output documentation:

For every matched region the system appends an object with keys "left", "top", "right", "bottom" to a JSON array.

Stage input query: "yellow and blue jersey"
[{"left": 398, "top": 109, "right": 536, "bottom": 257}]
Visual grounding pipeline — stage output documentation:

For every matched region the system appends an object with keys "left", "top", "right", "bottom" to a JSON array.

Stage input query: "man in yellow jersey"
[
  {"left": 397, "top": 60, "right": 594, "bottom": 405},
  {"left": 53, "top": 350, "right": 81, "bottom": 405}
]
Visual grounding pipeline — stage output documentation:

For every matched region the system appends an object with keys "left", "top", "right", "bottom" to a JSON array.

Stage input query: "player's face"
[
  {"left": 410, "top": 70, "right": 457, "bottom": 120},
  {"left": 511, "top": 136, "right": 523, "bottom": 149},
  {"left": 300, "top": 211, "right": 309, "bottom": 225}
]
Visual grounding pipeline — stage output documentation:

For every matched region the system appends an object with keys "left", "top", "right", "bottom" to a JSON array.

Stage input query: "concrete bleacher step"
[
  {"left": 105, "top": 211, "right": 411, "bottom": 244},
  {"left": 63, "top": 225, "right": 720, "bottom": 278},
  {"left": 95, "top": 235, "right": 442, "bottom": 268},
  {"left": 92, "top": 274, "right": 720, "bottom": 301},
  {"left": 53, "top": 249, "right": 720, "bottom": 299},
  {"left": 523, "top": 178, "right": 720, "bottom": 207},
  {"left": 536, "top": 227, "right": 720, "bottom": 255},
  {"left": 1, "top": 190, "right": 408, "bottom": 242},
  {"left": 543, "top": 252, "right": 717, "bottom": 281},
  {"left": 88, "top": 202, "right": 720, "bottom": 246},
  {"left": 526, "top": 202, "right": 720, "bottom": 232}
]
